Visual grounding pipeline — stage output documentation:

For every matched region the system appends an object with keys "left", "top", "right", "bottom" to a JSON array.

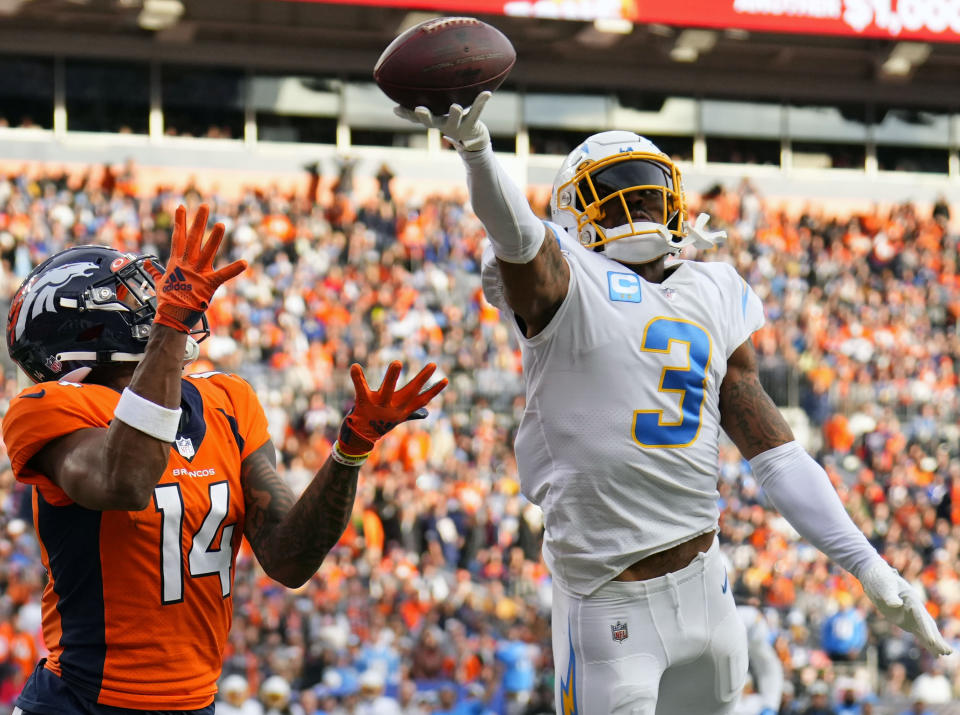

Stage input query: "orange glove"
[
  {"left": 152, "top": 204, "right": 247, "bottom": 333},
  {"left": 335, "top": 361, "right": 448, "bottom": 464}
]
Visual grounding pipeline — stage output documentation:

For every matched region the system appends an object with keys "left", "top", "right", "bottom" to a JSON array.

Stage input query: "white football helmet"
[{"left": 550, "top": 130, "right": 693, "bottom": 264}]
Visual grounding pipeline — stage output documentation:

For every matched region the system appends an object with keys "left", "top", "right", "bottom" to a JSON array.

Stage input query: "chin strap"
[
  {"left": 595, "top": 213, "right": 726, "bottom": 264},
  {"left": 56, "top": 336, "right": 201, "bottom": 382}
]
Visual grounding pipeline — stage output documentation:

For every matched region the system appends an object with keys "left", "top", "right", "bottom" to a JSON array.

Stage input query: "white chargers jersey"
[{"left": 481, "top": 223, "right": 765, "bottom": 597}]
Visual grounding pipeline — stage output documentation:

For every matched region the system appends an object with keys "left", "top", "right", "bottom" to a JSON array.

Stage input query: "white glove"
[
  {"left": 683, "top": 212, "right": 726, "bottom": 250},
  {"left": 859, "top": 560, "right": 952, "bottom": 656},
  {"left": 393, "top": 91, "right": 492, "bottom": 152}
]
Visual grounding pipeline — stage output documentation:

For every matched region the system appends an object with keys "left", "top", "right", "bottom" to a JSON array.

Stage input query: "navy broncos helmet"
[{"left": 7, "top": 245, "right": 203, "bottom": 384}]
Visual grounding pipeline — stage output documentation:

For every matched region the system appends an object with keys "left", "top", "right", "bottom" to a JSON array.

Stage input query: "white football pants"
[{"left": 552, "top": 537, "right": 748, "bottom": 715}]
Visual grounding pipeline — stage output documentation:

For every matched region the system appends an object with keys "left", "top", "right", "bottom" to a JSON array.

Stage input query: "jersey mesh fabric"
[
  {"left": 2, "top": 373, "right": 270, "bottom": 710},
  {"left": 483, "top": 222, "right": 765, "bottom": 596}
]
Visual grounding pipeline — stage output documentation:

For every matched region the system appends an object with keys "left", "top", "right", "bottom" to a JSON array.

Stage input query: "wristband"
[
  {"left": 113, "top": 387, "right": 182, "bottom": 443},
  {"left": 331, "top": 440, "right": 370, "bottom": 467}
]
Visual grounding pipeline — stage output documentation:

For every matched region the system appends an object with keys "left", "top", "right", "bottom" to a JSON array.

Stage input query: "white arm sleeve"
[
  {"left": 749, "top": 441, "right": 884, "bottom": 579},
  {"left": 460, "top": 144, "right": 545, "bottom": 264}
]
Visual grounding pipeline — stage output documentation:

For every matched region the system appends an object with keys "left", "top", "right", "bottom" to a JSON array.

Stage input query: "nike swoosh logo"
[
  {"left": 22, "top": 389, "right": 45, "bottom": 399},
  {"left": 721, "top": 569, "right": 729, "bottom": 594}
]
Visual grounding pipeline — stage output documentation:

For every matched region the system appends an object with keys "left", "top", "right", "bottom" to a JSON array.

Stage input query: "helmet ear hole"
[{"left": 77, "top": 324, "right": 105, "bottom": 342}]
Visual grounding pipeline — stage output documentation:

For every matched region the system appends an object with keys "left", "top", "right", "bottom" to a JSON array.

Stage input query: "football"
[{"left": 374, "top": 16, "right": 516, "bottom": 115}]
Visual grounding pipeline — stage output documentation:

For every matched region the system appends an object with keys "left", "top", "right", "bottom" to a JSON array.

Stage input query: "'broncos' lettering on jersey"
[{"left": 2, "top": 373, "right": 270, "bottom": 710}]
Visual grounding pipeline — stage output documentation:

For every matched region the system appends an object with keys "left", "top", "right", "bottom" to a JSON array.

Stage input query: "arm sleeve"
[
  {"left": 461, "top": 144, "right": 544, "bottom": 264},
  {"left": 749, "top": 441, "right": 884, "bottom": 580}
]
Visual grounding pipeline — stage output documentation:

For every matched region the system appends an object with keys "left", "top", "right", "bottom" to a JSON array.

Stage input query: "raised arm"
[
  {"left": 30, "top": 206, "right": 246, "bottom": 511},
  {"left": 396, "top": 94, "right": 569, "bottom": 336},
  {"left": 242, "top": 361, "right": 447, "bottom": 588},
  {"left": 721, "top": 339, "right": 950, "bottom": 657}
]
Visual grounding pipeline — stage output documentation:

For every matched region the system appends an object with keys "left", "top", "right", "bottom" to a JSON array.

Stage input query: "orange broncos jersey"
[{"left": 2, "top": 371, "right": 270, "bottom": 710}]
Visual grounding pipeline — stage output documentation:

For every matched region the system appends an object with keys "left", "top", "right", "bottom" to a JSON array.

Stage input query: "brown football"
[{"left": 374, "top": 16, "right": 516, "bottom": 115}]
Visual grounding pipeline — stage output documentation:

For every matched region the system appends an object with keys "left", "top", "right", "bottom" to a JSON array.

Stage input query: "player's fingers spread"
[
  {"left": 172, "top": 205, "right": 187, "bottom": 256},
  {"left": 413, "top": 106, "right": 434, "bottom": 127},
  {"left": 394, "top": 106, "right": 417, "bottom": 122},
  {"left": 198, "top": 223, "right": 226, "bottom": 268},
  {"left": 420, "top": 378, "right": 450, "bottom": 405},
  {"left": 472, "top": 91, "right": 492, "bottom": 114},
  {"left": 413, "top": 377, "right": 448, "bottom": 409},
  {"left": 187, "top": 205, "right": 210, "bottom": 257},
  {"left": 378, "top": 361, "right": 403, "bottom": 402},
  {"left": 212, "top": 259, "right": 247, "bottom": 285},
  {"left": 404, "top": 362, "right": 437, "bottom": 393},
  {"left": 189, "top": 204, "right": 209, "bottom": 237},
  {"left": 349, "top": 363, "right": 371, "bottom": 398}
]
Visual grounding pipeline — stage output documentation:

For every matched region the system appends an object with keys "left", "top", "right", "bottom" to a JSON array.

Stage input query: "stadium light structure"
[
  {"left": 593, "top": 18, "right": 633, "bottom": 35},
  {"left": 576, "top": 18, "right": 633, "bottom": 48},
  {"left": 880, "top": 41, "right": 930, "bottom": 79},
  {"left": 670, "top": 29, "right": 717, "bottom": 63},
  {"left": 138, "top": 0, "right": 184, "bottom": 31}
]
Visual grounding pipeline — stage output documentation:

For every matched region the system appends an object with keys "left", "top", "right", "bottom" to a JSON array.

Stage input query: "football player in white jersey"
[{"left": 396, "top": 92, "right": 950, "bottom": 715}]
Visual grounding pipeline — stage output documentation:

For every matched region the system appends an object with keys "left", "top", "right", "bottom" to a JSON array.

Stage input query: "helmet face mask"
[
  {"left": 551, "top": 131, "right": 690, "bottom": 264},
  {"left": 582, "top": 159, "right": 680, "bottom": 228},
  {"left": 7, "top": 246, "right": 206, "bottom": 384}
]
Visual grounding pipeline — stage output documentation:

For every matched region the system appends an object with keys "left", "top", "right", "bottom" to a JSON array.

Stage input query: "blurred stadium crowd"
[{"left": 0, "top": 159, "right": 958, "bottom": 715}]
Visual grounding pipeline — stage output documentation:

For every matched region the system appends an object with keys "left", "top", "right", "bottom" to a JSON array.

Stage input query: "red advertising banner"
[
  {"left": 288, "top": 0, "right": 960, "bottom": 43},
  {"left": 633, "top": 1, "right": 960, "bottom": 44}
]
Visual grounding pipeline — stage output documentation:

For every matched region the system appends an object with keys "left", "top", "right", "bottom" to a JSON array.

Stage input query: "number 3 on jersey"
[
  {"left": 632, "top": 317, "right": 712, "bottom": 448},
  {"left": 154, "top": 482, "right": 236, "bottom": 604}
]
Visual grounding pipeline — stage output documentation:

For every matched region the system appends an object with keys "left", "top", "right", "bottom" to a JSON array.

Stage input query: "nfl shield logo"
[
  {"left": 611, "top": 621, "right": 628, "bottom": 643},
  {"left": 175, "top": 436, "right": 195, "bottom": 459},
  {"left": 44, "top": 355, "right": 63, "bottom": 374}
]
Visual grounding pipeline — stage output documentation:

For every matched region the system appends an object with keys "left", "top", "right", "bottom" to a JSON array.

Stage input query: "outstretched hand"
[
  {"left": 335, "top": 361, "right": 449, "bottom": 461},
  {"left": 152, "top": 204, "right": 247, "bottom": 333},
  {"left": 393, "top": 91, "right": 492, "bottom": 152},
  {"left": 860, "top": 560, "right": 952, "bottom": 656}
]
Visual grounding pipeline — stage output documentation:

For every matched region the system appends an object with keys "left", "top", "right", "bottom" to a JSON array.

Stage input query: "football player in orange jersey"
[{"left": 3, "top": 205, "right": 447, "bottom": 715}]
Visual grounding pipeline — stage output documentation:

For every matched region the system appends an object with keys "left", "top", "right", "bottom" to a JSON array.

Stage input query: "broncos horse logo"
[{"left": 9, "top": 262, "right": 99, "bottom": 343}]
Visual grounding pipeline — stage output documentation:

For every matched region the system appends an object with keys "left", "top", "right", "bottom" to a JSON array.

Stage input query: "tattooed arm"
[
  {"left": 241, "top": 442, "right": 358, "bottom": 588},
  {"left": 240, "top": 361, "right": 445, "bottom": 589},
  {"left": 495, "top": 229, "right": 570, "bottom": 338},
  {"left": 719, "top": 339, "right": 794, "bottom": 459},
  {"left": 720, "top": 340, "right": 894, "bottom": 577}
]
